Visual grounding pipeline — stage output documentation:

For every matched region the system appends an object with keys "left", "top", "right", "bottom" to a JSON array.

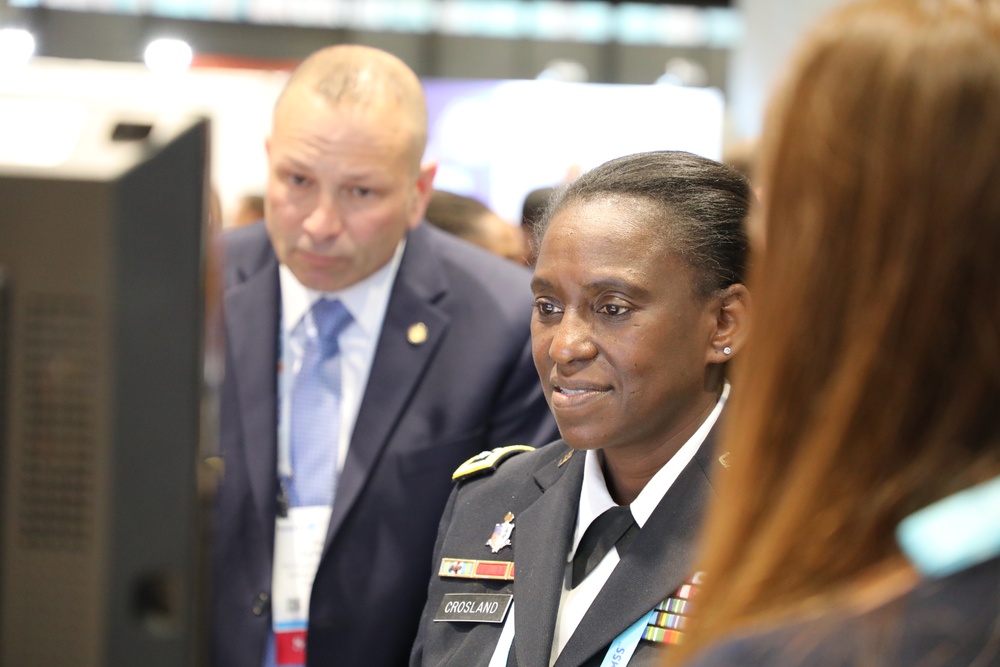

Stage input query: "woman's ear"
[{"left": 707, "top": 283, "right": 750, "bottom": 363}]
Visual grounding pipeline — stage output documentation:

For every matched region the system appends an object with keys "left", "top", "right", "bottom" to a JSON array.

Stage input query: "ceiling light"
[
  {"left": 144, "top": 38, "right": 193, "bottom": 73},
  {"left": 0, "top": 28, "right": 35, "bottom": 66}
]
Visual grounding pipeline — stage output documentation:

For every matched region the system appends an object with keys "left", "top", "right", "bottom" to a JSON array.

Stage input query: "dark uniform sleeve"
[
  {"left": 410, "top": 484, "right": 459, "bottom": 666},
  {"left": 409, "top": 445, "right": 538, "bottom": 667}
]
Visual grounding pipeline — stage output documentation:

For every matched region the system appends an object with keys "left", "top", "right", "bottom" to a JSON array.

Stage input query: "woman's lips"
[{"left": 550, "top": 384, "right": 610, "bottom": 408}]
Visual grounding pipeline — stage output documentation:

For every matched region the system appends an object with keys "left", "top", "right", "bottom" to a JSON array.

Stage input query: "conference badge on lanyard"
[{"left": 272, "top": 506, "right": 332, "bottom": 665}]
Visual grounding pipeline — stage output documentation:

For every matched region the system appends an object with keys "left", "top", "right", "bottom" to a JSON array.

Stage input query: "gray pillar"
[{"left": 727, "top": 0, "right": 847, "bottom": 141}]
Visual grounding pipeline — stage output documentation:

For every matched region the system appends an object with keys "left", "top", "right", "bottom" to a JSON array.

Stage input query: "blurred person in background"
[
  {"left": 425, "top": 189, "right": 526, "bottom": 264},
  {"left": 519, "top": 186, "right": 556, "bottom": 266},
  {"left": 232, "top": 192, "right": 266, "bottom": 228},
  {"left": 670, "top": 1, "right": 1000, "bottom": 665},
  {"left": 720, "top": 139, "right": 757, "bottom": 185}
]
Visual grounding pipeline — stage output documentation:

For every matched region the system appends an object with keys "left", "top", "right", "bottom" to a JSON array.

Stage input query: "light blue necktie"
[
  {"left": 288, "top": 298, "right": 352, "bottom": 509},
  {"left": 266, "top": 305, "right": 351, "bottom": 667}
]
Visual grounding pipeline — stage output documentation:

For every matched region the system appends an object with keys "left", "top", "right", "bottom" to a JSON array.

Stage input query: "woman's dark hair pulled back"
[{"left": 535, "top": 150, "right": 751, "bottom": 297}]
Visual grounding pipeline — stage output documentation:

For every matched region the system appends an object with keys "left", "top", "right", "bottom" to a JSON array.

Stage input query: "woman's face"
[{"left": 530, "top": 196, "right": 720, "bottom": 457}]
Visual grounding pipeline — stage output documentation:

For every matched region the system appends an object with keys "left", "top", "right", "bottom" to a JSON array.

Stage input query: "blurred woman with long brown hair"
[{"left": 671, "top": 0, "right": 1000, "bottom": 664}]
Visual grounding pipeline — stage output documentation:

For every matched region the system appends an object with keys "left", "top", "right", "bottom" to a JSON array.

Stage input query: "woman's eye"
[
  {"left": 535, "top": 301, "right": 559, "bottom": 316},
  {"left": 600, "top": 303, "right": 630, "bottom": 317}
]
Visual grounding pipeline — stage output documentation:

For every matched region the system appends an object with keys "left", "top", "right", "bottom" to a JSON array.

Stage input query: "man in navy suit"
[{"left": 211, "top": 44, "right": 558, "bottom": 667}]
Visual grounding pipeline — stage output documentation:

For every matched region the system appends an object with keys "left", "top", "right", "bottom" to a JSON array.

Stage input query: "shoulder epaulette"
[{"left": 452, "top": 445, "right": 535, "bottom": 482}]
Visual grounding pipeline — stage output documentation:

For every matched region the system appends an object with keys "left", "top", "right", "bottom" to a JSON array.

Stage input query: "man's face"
[{"left": 265, "top": 88, "right": 434, "bottom": 291}]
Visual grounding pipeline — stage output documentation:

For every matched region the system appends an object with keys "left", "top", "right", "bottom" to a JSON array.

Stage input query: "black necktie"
[{"left": 571, "top": 506, "right": 639, "bottom": 589}]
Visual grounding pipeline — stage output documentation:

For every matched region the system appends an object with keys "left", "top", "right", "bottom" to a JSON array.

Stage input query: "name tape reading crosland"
[{"left": 433, "top": 593, "right": 513, "bottom": 623}]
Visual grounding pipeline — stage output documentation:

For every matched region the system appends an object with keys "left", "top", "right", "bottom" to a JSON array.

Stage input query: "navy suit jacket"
[
  {"left": 684, "top": 554, "right": 1000, "bottom": 667},
  {"left": 211, "top": 221, "right": 559, "bottom": 667},
  {"left": 411, "top": 431, "right": 721, "bottom": 667}
]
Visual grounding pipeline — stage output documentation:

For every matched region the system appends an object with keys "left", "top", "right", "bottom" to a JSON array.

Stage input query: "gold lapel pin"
[
  {"left": 407, "top": 322, "right": 428, "bottom": 345},
  {"left": 557, "top": 450, "right": 574, "bottom": 468}
]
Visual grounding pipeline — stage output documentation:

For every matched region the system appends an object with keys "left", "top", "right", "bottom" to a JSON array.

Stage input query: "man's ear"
[
  {"left": 410, "top": 161, "right": 438, "bottom": 229},
  {"left": 706, "top": 283, "right": 750, "bottom": 364}
]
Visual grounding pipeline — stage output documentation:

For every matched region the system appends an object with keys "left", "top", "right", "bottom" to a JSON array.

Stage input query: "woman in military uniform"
[{"left": 410, "top": 150, "right": 751, "bottom": 667}]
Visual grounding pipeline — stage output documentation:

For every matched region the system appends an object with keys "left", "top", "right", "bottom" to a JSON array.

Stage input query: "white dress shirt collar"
[
  {"left": 277, "top": 239, "right": 405, "bottom": 472},
  {"left": 279, "top": 239, "right": 406, "bottom": 339},
  {"left": 568, "top": 381, "right": 730, "bottom": 562},
  {"left": 548, "top": 383, "right": 730, "bottom": 665}
]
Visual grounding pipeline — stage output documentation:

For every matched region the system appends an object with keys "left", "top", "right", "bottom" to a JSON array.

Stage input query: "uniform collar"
[{"left": 567, "top": 382, "right": 729, "bottom": 562}]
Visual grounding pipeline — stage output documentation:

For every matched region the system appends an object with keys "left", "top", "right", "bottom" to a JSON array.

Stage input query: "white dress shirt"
[
  {"left": 548, "top": 383, "right": 729, "bottom": 665},
  {"left": 264, "top": 242, "right": 405, "bottom": 667},
  {"left": 278, "top": 240, "right": 404, "bottom": 473}
]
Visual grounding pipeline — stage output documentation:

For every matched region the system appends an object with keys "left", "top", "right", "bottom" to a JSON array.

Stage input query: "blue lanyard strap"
[
  {"left": 599, "top": 572, "right": 704, "bottom": 665},
  {"left": 600, "top": 609, "right": 657, "bottom": 667}
]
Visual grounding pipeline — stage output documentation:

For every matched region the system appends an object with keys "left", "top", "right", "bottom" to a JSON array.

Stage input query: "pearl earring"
[{"left": 723, "top": 346, "right": 732, "bottom": 356}]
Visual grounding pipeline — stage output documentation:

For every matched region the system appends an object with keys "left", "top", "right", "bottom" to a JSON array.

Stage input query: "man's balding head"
[
  {"left": 264, "top": 44, "right": 437, "bottom": 292},
  {"left": 276, "top": 45, "right": 428, "bottom": 168}
]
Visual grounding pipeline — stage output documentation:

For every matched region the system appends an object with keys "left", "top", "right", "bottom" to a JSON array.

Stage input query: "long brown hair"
[{"left": 674, "top": 0, "right": 1000, "bottom": 660}]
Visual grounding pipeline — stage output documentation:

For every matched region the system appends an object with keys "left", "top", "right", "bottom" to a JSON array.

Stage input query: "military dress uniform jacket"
[
  {"left": 411, "top": 431, "right": 722, "bottom": 667},
  {"left": 211, "top": 221, "right": 559, "bottom": 667}
]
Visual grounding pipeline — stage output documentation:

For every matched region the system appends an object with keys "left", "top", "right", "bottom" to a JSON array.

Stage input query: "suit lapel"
[
  {"left": 325, "top": 224, "right": 450, "bottom": 544},
  {"left": 224, "top": 249, "right": 281, "bottom": 538},
  {"left": 512, "top": 449, "right": 585, "bottom": 667},
  {"left": 553, "top": 434, "right": 719, "bottom": 667}
]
